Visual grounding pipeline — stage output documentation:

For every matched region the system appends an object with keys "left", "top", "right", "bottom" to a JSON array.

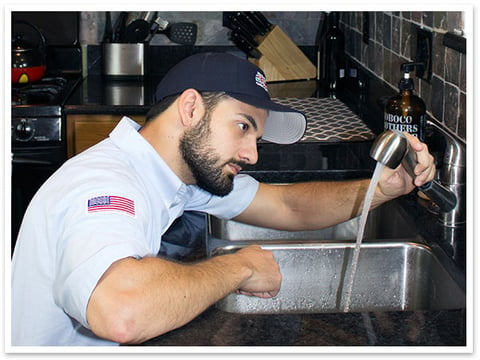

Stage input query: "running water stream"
[{"left": 342, "top": 162, "right": 386, "bottom": 312}]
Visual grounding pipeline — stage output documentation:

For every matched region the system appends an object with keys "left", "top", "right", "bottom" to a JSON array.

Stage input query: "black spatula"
[{"left": 154, "top": 18, "right": 197, "bottom": 45}]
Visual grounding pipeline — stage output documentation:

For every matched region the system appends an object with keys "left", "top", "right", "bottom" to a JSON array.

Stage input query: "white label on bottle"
[{"left": 384, "top": 112, "right": 423, "bottom": 137}]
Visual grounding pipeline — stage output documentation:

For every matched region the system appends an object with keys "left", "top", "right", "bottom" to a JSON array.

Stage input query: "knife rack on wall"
[{"left": 248, "top": 25, "right": 317, "bottom": 82}]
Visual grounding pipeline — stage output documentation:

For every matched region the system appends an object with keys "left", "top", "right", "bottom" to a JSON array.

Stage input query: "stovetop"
[
  {"left": 12, "top": 76, "right": 83, "bottom": 117},
  {"left": 12, "top": 77, "right": 69, "bottom": 106},
  {"left": 11, "top": 11, "right": 82, "bottom": 118}
]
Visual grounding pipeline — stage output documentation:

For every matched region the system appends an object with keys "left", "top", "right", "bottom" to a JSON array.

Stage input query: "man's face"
[{"left": 180, "top": 97, "right": 267, "bottom": 197}]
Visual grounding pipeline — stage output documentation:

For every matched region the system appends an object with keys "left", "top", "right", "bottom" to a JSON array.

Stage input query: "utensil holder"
[{"left": 103, "top": 43, "right": 148, "bottom": 79}]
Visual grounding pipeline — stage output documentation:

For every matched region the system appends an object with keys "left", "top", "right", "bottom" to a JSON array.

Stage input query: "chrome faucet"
[
  {"left": 370, "top": 122, "right": 466, "bottom": 227},
  {"left": 426, "top": 120, "right": 466, "bottom": 227}
]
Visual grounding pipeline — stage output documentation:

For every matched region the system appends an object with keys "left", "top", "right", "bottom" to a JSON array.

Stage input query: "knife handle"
[
  {"left": 252, "top": 11, "right": 273, "bottom": 33},
  {"left": 230, "top": 31, "right": 262, "bottom": 58},
  {"left": 247, "top": 11, "right": 268, "bottom": 35},
  {"left": 240, "top": 11, "right": 263, "bottom": 35}
]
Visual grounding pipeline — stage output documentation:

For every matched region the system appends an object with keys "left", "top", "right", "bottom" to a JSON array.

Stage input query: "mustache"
[{"left": 225, "top": 159, "right": 249, "bottom": 170}]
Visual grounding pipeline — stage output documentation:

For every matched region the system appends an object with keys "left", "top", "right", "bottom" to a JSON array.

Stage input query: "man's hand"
[
  {"left": 377, "top": 132, "right": 436, "bottom": 200},
  {"left": 234, "top": 245, "right": 282, "bottom": 298}
]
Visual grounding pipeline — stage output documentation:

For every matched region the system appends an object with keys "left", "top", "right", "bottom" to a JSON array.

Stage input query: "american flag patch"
[{"left": 87, "top": 195, "right": 136, "bottom": 217}]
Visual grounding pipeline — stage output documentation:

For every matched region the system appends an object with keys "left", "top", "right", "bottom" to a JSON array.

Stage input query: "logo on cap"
[{"left": 255, "top": 71, "right": 268, "bottom": 93}]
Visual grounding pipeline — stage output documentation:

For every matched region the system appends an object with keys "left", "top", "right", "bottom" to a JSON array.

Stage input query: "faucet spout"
[{"left": 370, "top": 129, "right": 462, "bottom": 219}]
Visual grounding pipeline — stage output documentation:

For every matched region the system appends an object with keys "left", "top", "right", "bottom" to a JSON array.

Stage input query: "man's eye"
[{"left": 238, "top": 123, "right": 249, "bottom": 131}]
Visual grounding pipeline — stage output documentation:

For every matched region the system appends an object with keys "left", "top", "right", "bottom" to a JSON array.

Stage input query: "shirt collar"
[{"left": 109, "top": 116, "right": 189, "bottom": 209}]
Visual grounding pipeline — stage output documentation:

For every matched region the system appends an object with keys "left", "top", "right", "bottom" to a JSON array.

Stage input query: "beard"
[{"left": 179, "top": 115, "right": 246, "bottom": 197}]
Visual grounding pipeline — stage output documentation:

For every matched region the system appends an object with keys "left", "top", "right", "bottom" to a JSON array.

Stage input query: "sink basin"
[
  {"left": 211, "top": 242, "right": 466, "bottom": 314},
  {"left": 208, "top": 201, "right": 419, "bottom": 249},
  {"left": 207, "top": 200, "right": 466, "bottom": 314}
]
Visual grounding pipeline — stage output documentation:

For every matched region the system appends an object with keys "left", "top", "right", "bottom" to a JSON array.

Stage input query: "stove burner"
[
  {"left": 12, "top": 77, "right": 68, "bottom": 105},
  {"left": 36, "top": 77, "right": 67, "bottom": 87},
  {"left": 13, "top": 86, "right": 60, "bottom": 105}
]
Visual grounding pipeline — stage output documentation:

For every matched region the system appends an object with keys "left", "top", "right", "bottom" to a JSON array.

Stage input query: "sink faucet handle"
[
  {"left": 370, "top": 130, "right": 458, "bottom": 213},
  {"left": 417, "top": 181, "right": 457, "bottom": 212},
  {"left": 402, "top": 141, "right": 457, "bottom": 212}
]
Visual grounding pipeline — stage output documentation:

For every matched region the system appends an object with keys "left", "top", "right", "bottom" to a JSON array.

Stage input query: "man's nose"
[{"left": 239, "top": 139, "right": 259, "bottom": 165}]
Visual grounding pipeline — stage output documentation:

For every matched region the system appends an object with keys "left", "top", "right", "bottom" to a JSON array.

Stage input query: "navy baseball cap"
[{"left": 154, "top": 52, "right": 307, "bottom": 144}]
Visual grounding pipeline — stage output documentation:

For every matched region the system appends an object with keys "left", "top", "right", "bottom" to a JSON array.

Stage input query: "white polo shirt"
[{"left": 11, "top": 117, "right": 259, "bottom": 346}]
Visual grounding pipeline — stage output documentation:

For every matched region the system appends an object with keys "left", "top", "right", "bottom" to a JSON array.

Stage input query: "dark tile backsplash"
[
  {"left": 81, "top": 11, "right": 467, "bottom": 141},
  {"left": 340, "top": 11, "right": 467, "bottom": 141}
]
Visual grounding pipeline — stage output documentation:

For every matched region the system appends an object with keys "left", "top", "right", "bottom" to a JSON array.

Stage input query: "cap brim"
[
  {"left": 262, "top": 110, "right": 307, "bottom": 144},
  {"left": 226, "top": 92, "right": 307, "bottom": 144}
]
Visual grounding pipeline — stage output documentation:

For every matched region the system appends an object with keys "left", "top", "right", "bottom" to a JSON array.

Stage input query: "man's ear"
[{"left": 177, "top": 89, "right": 203, "bottom": 127}]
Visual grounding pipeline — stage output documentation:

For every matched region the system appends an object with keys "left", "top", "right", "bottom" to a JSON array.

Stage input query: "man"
[{"left": 11, "top": 52, "right": 435, "bottom": 346}]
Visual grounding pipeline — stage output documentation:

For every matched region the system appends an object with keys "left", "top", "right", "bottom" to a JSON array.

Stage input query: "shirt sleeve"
[
  {"left": 185, "top": 174, "right": 260, "bottom": 219},
  {"left": 52, "top": 183, "right": 154, "bottom": 329}
]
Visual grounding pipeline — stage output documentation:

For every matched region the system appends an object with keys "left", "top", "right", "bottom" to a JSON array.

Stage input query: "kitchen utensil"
[
  {"left": 252, "top": 11, "right": 273, "bottom": 34},
  {"left": 229, "top": 12, "right": 259, "bottom": 37},
  {"left": 103, "top": 11, "right": 113, "bottom": 43},
  {"left": 248, "top": 12, "right": 269, "bottom": 35},
  {"left": 112, "top": 12, "right": 128, "bottom": 42},
  {"left": 370, "top": 130, "right": 457, "bottom": 212},
  {"left": 124, "top": 11, "right": 156, "bottom": 43},
  {"left": 229, "top": 31, "right": 261, "bottom": 59},
  {"left": 12, "top": 20, "right": 47, "bottom": 84},
  {"left": 155, "top": 18, "right": 197, "bottom": 45},
  {"left": 223, "top": 13, "right": 258, "bottom": 46},
  {"left": 241, "top": 11, "right": 266, "bottom": 35},
  {"left": 224, "top": 12, "right": 259, "bottom": 39},
  {"left": 223, "top": 12, "right": 262, "bottom": 58}
]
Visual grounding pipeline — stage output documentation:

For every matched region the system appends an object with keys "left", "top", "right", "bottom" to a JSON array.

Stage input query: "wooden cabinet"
[{"left": 66, "top": 114, "right": 145, "bottom": 158}]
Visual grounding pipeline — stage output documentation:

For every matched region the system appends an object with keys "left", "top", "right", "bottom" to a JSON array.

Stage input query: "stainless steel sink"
[
  {"left": 207, "top": 201, "right": 466, "bottom": 314},
  {"left": 211, "top": 242, "right": 465, "bottom": 314},
  {"left": 207, "top": 201, "right": 419, "bottom": 250}
]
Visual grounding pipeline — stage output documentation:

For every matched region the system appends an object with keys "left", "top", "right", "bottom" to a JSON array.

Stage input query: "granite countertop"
[
  {"left": 65, "top": 75, "right": 159, "bottom": 115},
  {"left": 138, "top": 307, "right": 465, "bottom": 347},
  {"left": 65, "top": 73, "right": 467, "bottom": 348}
]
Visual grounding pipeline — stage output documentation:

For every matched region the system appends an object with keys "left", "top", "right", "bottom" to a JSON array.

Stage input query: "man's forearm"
[
  {"left": 283, "top": 179, "right": 375, "bottom": 229},
  {"left": 236, "top": 178, "right": 395, "bottom": 232},
  {"left": 86, "top": 254, "right": 250, "bottom": 344},
  {"left": 86, "top": 245, "right": 280, "bottom": 344}
]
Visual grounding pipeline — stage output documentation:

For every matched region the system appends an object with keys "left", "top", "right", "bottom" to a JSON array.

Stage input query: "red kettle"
[{"left": 12, "top": 21, "right": 47, "bottom": 84}]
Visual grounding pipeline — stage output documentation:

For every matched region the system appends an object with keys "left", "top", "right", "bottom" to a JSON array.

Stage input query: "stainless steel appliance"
[{"left": 11, "top": 12, "right": 82, "bottom": 254}]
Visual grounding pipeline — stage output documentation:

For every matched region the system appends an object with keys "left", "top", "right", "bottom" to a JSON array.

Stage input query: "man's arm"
[
  {"left": 234, "top": 179, "right": 375, "bottom": 231},
  {"left": 235, "top": 132, "right": 435, "bottom": 231},
  {"left": 86, "top": 245, "right": 281, "bottom": 344}
]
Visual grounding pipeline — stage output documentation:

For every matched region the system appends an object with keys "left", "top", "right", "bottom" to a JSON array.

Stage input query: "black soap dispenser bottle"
[{"left": 384, "top": 62, "right": 426, "bottom": 141}]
